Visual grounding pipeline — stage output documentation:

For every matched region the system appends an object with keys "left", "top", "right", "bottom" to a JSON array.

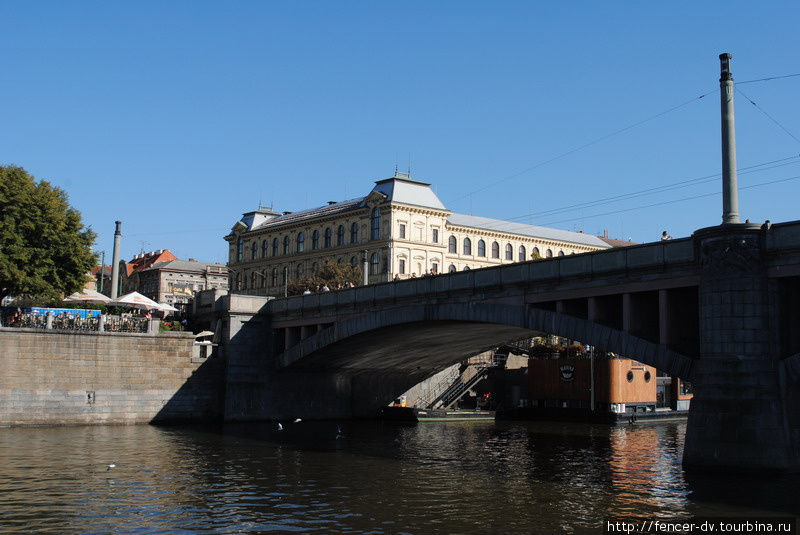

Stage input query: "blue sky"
[{"left": 2, "top": 1, "right": 799, "bottom": 264}]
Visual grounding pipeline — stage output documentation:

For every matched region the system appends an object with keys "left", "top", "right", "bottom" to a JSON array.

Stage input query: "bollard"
[
  {"left": 147, "top": 318, "right": 160, "bottom": 334},
  {"left": 46, "top": 311, "right": 54, "bottom": 330}
]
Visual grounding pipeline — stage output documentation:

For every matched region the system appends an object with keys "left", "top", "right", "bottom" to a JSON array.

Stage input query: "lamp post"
[{"left": 719, "top": 53, "right": 740, "bottom": 224}]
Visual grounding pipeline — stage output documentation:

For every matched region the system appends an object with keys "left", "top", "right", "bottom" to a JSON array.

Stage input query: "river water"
[{"left": 0, "top": 420, "right": 797, "bottom": 534}]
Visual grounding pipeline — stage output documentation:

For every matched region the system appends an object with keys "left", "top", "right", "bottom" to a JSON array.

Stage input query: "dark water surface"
[{"left": 0, "top": 420, "right": 797, "bottom": 534}]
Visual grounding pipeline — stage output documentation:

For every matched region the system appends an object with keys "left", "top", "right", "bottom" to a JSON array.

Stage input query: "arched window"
[
  {"left": 272, "top": 238, "right": 279, "bottom": 256},
  {"left": 283, "top": 236, "right": 290, "bottom": 255},
  {"left": 477, "top": 239, "right": 486, "bottom": 257},
  {"left": 324, "top": 227, "right": 332, "bottom": 248},
  {"left": 251, "top": 242, "right": 257, "bottom": 260},
  {"left": 350, "top": 222, "right": 359, "bottom": 244},
  {"left": 312, "top": 230, "right": 319, "bottom": 250},
  {"left": 533, "top": 247, "right": 540, "bottom": 257},
  {"left": 236, "top": 237, "right": 243, "bottom": 262},
  {"left": 369, "top": 252, "right": 380, "bottom": 275},
  {"left": 350, "top": 256, "right": 357, "bottom": 266},
  {"left": 296, "top": 264, "right": 303, "bottom": 278},
  {"left": 297, "top": 232, "right": 305, "bottom": 253},
  {"left": 448, "top": 235, "right": 457, "bottom": 253},
  {"left": 449, "top": 264, "right": 457, "bottom": 273},
  {"left": 463, "top": 265, "right": 470, "bottom": 271},
  {"left": 463, "top": 237, "right": 472, "bottom": 255},
  {"left": 262, "top": 239, "right": 269, "bottom": 258},
  {"left": 250, "top": 272, "right": 257, "bottom": 289},
  {"left": 558, "top": 250, "right": 565, "bottom": 257},
  {"left": 242, "top": 273, "right": 247, "bottom": 290},
  {"left": 371, "top": 207, "right": 380, "bottom": 240},
  {"left": 546, "top": 249, "right": 553, "bottom": 258},
  {"left": 271, "top": 268, "right": 277, "bottom": 286},
  {"left": 519, "top": 245, "right": 526, "bottom": 262},
  {"left": 491, "top": 241, "right": 499, "bottom": 259},
  {"left": 505, "top": 244, "right": 513, "bottom": 260},
  {"left": 260, "top": 271, "right": 266, "bottom": 288},
  {"left": 337, "top": 225, "right": 345, "bottom": 246}
]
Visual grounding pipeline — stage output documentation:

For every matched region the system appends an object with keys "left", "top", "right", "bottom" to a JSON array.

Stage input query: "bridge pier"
[{"left": 684, "top": 224, "right": 800, "bottom": 472}]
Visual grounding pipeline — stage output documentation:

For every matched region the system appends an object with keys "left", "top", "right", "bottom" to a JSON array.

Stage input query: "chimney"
[{"left": 110, "top": 221, "right": 122, "bottom": 299}]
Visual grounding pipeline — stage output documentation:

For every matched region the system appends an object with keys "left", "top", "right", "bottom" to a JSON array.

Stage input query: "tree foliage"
[
  {"left": 0, "top": 166, "right": 97, "bottom": 301},
  {"left": 287, "top": 261, "right": 362, "bottom": 296}
]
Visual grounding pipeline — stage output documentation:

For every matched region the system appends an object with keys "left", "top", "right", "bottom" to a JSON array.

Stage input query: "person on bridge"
[{"left": 661, "top": 231, "right": 672, "bottom": 241}]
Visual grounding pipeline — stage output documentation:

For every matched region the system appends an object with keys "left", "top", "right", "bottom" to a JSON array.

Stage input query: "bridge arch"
[{"left": 277, "top": 303, "right": 695, "bottom": 381}]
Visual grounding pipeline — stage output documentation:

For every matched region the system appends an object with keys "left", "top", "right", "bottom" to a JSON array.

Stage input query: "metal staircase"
[{"left": 423, "top": 354, "right": 506, "bottom": 410}]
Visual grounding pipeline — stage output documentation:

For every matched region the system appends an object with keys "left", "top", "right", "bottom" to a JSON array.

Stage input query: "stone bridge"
[{"left": 220, "top": 221, "right": 800, "bottom": 472}]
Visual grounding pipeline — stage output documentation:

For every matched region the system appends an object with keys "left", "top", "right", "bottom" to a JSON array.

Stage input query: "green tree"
[
  {"left": 0, "top": 166, "right": 97, "bottom": 302},
  {"left": 287, "top": 261, "right": 362, "bottom": 296}
]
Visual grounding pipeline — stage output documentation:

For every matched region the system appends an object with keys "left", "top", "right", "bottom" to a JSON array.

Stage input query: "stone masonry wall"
[{"left": 0, "top": 328, "right": 224, "bottom": 426}]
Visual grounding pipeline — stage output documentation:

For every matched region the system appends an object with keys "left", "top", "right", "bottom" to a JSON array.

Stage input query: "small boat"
[{"left": 379, "top": 406, "right": 495, "bottom": 422}]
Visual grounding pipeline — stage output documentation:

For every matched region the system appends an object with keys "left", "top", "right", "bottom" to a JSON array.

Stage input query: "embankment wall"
[{"left": 0, "top": 328, "right": 224, "bottom": 426}]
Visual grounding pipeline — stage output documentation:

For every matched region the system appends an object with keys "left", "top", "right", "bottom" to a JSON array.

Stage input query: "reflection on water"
[{"left": 0, "top": 421, "right": 797, "bottom": 533}]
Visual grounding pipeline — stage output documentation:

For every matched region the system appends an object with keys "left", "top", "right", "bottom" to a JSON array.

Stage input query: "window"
[
  {"left": 491, "top": 241, "right": 499, "bottom": 259},
  {"left": 370, "top": 252, "right": 380, "bottom": 275},
  {"left": 448, "top": 235, "right": 457, "bottom": 253},
  {"left": 296, "top": 264, "right": 303, "bottom": 278},
  {"left": 324, "top": 227, "right": 332, "bottom": 248},
  {"left": 546, "top": 249, "right": 553, "bottom": 258},
  {"left": 558, "top": 250, "right": 565, "bottom": 257},
  {"left": 505, "top": 244, "right": 513, "bottom": 260},
  {"left": 399, "top": 224, "right": 406, "bottom": 239},
  {"left": 282, "top": 236, "right": 290, "bottom": 255},
  {"left": 533, "top": 247, "right": 540, "bottom": 258},
  {"left": 399, "top": 259, "right": 406, "bottom": 274},
  {"left": 250, "top": 272, "right": 257, "bottom": 288},
  {"left": 351, "top": 222, "right": 359, "bottom": 244},
  {"left": 312, "top": 230, "right": 319, "bottom": 250},
  {"left": 477, "top": 239, "right": 486, "bottom": 257},
  {"left": 262, "top": 239, "right": 269, "bottom": 258},
  {"left": 281, "top": 267, "right": 287, "bottom": 284},
  {"left": 271, "top": 269, "right": 277, "bottom": 286},
  {"left": 242, "top": 273, "right": 247, "bottom": 289},
  {"left": 432, "top": 228, "right": 439, "bottom": 243},
  {"left": 251, "top": 242, "right": 257, "bottom": 260},
  {"left": 449, "top": 264, "right": 457, "bottom": 273},
  {"left": 337, "top": 225, "right": 344, "bottom": 246},
  {"left": 235, "top": 273, "right": 241, "bottom": 290},
  {"left": 463, "top": 237, "right": 472, "bottom": 255},
  {"left": 371, "top": 207, "right": 380, "bottom": 240},
  {"left": 518, "top": 245, "right": 526, "bottom": 262},
  {"left": 236, "top": 238, "right": 243, "bottom": 262},
  {"left": 463, "top": 265, "right": 470, "bottom": 271},
  {"left": 272, "top": 238, "right": 279, "bottom": 256},
  {"left": 431, "top": 262, "right": 438, "bottom": 274},
  {"left": 350, "top": 256, "right": 357, "bottom": 266},
  {"left": 297, "top": 232, "right": 305, "bottom": 253}
]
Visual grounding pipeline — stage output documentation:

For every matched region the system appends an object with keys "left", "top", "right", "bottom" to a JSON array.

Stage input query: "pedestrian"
[
  {"left": 302, "top": 288, "right": 312, "bottom": 295},
  {"left": 661, "top": 231, "right": 672, "bottom": 241},
  {"left": 321, "top": 284, "right": 330, "bottom": 292}
]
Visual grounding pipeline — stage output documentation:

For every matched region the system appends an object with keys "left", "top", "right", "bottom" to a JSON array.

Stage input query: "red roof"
[{"left": 124, "top": 250, "right": 178, "bottom": 275}]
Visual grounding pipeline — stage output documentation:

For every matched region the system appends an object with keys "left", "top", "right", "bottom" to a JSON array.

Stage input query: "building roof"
[
  {"left": 250, "top": 197, "right": 366, "bottom": 231},
  {"left": 143, "top": 259, "right": 227, "bottom": 273},
  {"left": 447, "top": 213, "right": 611, "bottom": 248},
  {"left": 598, "top": 236, "right": 638, "bottom": 247},
  {"left": 372, "top": 173, "right": 448, "bottom": 210},
  {"left": 124, "top": 250, "right": 178, "bottom": 275}
]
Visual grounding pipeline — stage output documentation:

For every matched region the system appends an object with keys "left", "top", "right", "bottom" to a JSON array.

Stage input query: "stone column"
[{"left": 684, "top": 224, "right": 799, "bottom": 471}]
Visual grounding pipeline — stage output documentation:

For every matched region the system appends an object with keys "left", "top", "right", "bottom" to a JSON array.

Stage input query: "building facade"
[
  {"left": 136, "top": 260, "right": 229, "bottom": 309},
  {"left": 225, "top": 172, "right": 611, "bottom": 295}
]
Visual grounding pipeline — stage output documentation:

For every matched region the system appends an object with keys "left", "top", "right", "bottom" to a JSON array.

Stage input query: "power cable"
[
  {"left": 736, "top": 88, "right": 800, "bottom": 145},
  {"left": 538, "top": 173, "right": 800, "bottom": 227},
  {"left": 737, "top": 73, "right": 800, "bottom": 85},
  {"left": 455, "top": 90, "right": 717, "bottom": 201}
]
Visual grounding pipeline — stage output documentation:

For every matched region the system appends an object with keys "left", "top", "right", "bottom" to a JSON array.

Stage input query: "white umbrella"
[
  {"left": 63, "top": 289, "right": 111, "bottom": 304},
  {"left": 194, "top": 331, "right": 214, "bottom": 338},
  {"left": 109, "top": 291, "right": 161, "bottom": 310},
  {"left": 155, "top": 302, "right": 179, "bottom": 312}
]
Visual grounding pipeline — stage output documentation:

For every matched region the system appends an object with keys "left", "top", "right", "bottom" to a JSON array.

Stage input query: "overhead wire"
[
  {"left": 737, "top": 73, "right": 800, "bottom": 85},
  {"left": 455, "top": 89, "right": 717, "bottom": 201},
  {"left": 736, "top": 87, "right": 800, "bottom": 145},
  {"left": 538, "top": 173, "right": 800, "bottom": 227}
]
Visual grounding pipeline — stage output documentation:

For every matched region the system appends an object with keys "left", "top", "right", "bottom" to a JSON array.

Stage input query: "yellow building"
[{"left": 225, "top": 172, "right": 610, "bottom": 294}]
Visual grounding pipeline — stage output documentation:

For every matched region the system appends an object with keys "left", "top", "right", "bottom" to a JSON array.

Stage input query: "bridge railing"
[{"left": 268, "top": 236, "right": 695, "bottom": 316}]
